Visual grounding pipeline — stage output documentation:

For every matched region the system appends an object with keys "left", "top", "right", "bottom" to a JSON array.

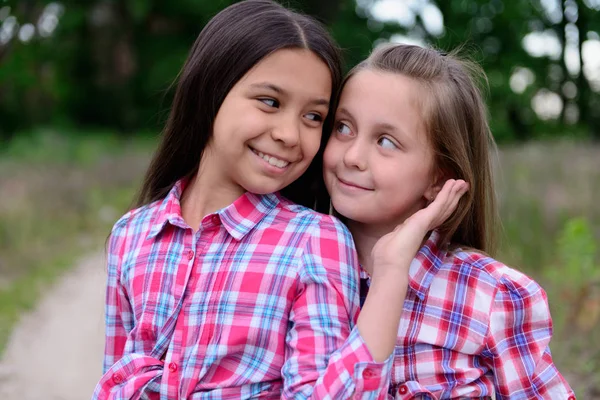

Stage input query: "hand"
[{"left": 371, "top": 179, "right": 469, "bottom": 276}]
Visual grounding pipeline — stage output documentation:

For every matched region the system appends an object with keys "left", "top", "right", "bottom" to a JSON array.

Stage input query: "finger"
[
  {"left": 397, "top": 179, "right": 466, "bottom": 235},
  {"left": 431, "top": 180, "right": 468, "bottom": 227},
  {"left": 429, "top": 179, "right": 457, "bottom": 214},
  {"left": 427, "top": 183, "right": 457, "bottom": 227},
  {"left": 428, "top": 180, "right": 468, "bottom": 228},
  {"left": 406, "top": 183, "right": 452, "bottom": 232},
  {"left": 429, "top": 179, "right": 455, "bottom": 210}
]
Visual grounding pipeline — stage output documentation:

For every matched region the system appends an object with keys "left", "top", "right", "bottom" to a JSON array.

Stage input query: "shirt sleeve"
[
  {"left": 102, "top": 221, "right": 134, "bottom": 374},
  {"left": 281, "top": 215, "right": 393, "bottom": 400},
  {"left": 482, "top": 277, "right": 576, "bottom": 399}
]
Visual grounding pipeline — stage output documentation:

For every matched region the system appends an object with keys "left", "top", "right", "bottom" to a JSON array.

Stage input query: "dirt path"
[{"left": 0, "top": 252, "right": 106, "bottom": 400}]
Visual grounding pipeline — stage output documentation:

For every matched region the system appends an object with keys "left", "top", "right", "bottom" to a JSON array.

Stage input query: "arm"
[
  {"left": 102, "top": 226, "right": 134, "bottom": 373},
  {"left": 359, "top": 179, "right": 469, "bottom": 361},
  {"left": 281, "top": 216, "right": 393, "bottom": 400},
  {"left": 483, "top": 279, "right": 576, "bottom": 399},
  {"left": 282, "top": 179, "right": 468, "bottom": 399},
  {"left": 93, "top": 223, "right": 163, "bottom": 400}
]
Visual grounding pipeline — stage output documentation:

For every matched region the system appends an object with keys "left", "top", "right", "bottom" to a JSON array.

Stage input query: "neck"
[
  {"left": 346, "top": 219, "right": 397, "bottom": 275},
  {"left": 347, "top": 212, "right": 431, "bottom": 276},
  {"left": 180, "top": 162, "right": 245, "bottom": 231}
]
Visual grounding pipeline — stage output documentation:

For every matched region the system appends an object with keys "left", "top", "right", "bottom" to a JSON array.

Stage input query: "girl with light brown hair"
[{"left": 323, "top": 44, "right": 575, "bottom": 399}]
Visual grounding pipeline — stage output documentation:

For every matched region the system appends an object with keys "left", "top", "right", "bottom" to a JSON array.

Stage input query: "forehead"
[
  {"left": 341, "top": 69, "right": 424, "bottom": 109},
  {"left": 339, "top": 69, "right": 433, "bottom": 149},
  {"left": 238, "top": 48, "right": 332, "bottom": 98}
]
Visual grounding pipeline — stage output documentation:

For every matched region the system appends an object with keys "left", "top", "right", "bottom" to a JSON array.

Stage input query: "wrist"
[
  {"left": 371, "top": 257, "right": 414, "bottom": 279},
  {"left": 370, "top": 267, "right": 409, "bottom": 287}
]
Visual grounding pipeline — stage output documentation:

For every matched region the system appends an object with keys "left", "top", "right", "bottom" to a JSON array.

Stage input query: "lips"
[{"left": 337, "top": 176, "right": 373, "bottom": 191}]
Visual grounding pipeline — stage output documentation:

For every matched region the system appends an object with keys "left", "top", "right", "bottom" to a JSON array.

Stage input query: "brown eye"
[{"left": 305, "top": 113, "right": 323, "bottom": 122}]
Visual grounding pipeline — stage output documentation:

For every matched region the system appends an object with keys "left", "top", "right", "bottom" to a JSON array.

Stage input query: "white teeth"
[{"left": 255, "top": 150, "right": 289, "bottom": 169}]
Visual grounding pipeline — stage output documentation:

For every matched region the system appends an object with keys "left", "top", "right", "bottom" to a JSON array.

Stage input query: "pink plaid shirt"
[
  {"left": 92, "top": 180, "right": 392, "bottom": 400},
  {"left": 362, "top": 231, "right": 575, "bottom": 400}
]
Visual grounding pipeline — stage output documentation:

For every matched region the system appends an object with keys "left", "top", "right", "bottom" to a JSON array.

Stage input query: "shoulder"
[
  {"left": 276, "top": 198, "right": 354, "bottom": 243},
  {"left": 449, "top": 249, "right": 545, "bottom": 302},
  {"left": 276, "top": 202, "right": 357, "bottom": 280},
  {"left": 109, "top": 200, "right": 162, "bottom": 247}
]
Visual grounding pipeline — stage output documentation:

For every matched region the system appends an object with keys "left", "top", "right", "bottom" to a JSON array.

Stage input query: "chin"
[
  {"left": 242, "top": 179, "right": 289, "bottom": 195},
  {"left": 330, "top": 198, "right": 367, "bottom": 222},
  {"left": 333, "top": 198, "right": 398, "bottom": 226}
]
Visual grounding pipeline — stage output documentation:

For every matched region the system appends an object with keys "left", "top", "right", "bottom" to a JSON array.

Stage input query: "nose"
[
  {"left": 271, "top": 114, "right": 300, "bottom": 147},
  {"left": 342, "top": 137, "right": 367, "bottom": 171}
]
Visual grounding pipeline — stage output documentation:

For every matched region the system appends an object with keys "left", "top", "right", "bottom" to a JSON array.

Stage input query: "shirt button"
[
  {"left": 168, "top": 362, "right": 178, "bottom": 373},
  {"left": 398, "top": 384, "right": 408, "bottom": 395},
  {"left": 568, "top": 396, "right": 576, "bottom": 400},
  {"left": 212, "top": 215, "right": 220, "bottom": 224},
  {"left": 362, "top": 368, "right": 375, "bottom": 379},
  {"left": 112, "top": 373, "right": 123, "bottom": 384},
  {"left": 187, "top": 250, "right": 194, "bottom": 260}
]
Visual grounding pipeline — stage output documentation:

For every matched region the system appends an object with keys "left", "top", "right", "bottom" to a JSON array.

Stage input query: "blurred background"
[{"left": 0, "top": 0, "right": 598, "bottom": 397}]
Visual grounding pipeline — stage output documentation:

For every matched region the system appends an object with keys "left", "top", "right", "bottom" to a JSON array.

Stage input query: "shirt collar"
[
  {"left": 147, "top": 179, "right": 281, "bottom": 241},
  {"left": 219, "top": 191, "right": 280, "bottom": 240},
  {"left": 147, "top": 179, "right": 188, "bottom": 239},
  {"left": 407, "top": 230, "right": 446, "bottom": 301}
]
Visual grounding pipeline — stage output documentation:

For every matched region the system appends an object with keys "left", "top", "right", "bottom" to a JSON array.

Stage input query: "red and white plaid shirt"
[
  {"left": 92, "top": 179, "right": 392, "bottom": 400},
  {"left": 362, "top": 231, "right": 575, "bottom": 400}
]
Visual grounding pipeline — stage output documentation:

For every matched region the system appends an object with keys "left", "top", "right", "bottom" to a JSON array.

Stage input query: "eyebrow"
[
  {"left": 375, "top": 122, "right": 399, "bottom": 134},
  {"left": 249, "top": 82, "right": 329, "bottom": 107},
  {"left": 336, "top": 107, "right": 356, "bottom": 124}
]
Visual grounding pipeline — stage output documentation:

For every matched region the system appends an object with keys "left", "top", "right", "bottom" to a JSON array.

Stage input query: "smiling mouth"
[
  {"left": 337, "top": 177, "right": 373, "bottom": 191},
  {"left": 250, "top": 147, "right": 291, "bottom": 169}
]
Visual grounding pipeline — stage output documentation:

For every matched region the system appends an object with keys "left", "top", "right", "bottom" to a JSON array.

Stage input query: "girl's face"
[
  {"left": 204, "top": 48, "right": 332, "bottom": 197},
  {"left": 323, "top": 69, "right": 440, "bottom": 230}
]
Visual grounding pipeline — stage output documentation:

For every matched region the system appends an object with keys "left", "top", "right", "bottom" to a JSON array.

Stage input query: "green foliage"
[
  {"left": 557, "top": 217, "right": 596, "bottom": 277},
  {"left": 1, "top": 0, "right": 597, "bottom": 141},
  {"left": 495, "top": 140, "right": 600, "bottom": 396},
  {"left": 544, "top": 217, "right": 598, "bottom": 326},
  {"left": 0, "top": 130, "right": 153, "bottom": 355},
  {"left": 543, "top": 217, "right": 600, "bottom": 397}
]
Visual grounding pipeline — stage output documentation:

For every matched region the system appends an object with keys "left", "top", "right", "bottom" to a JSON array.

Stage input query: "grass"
[
  {"left": 0, "top": 128, "right": 154, "bottom": 353},
  {"left": 495, "top": 139, "right": 600, "bottom": 397},
  {"left": 0, "top": 132, "right": 598, "bottom": 396}
]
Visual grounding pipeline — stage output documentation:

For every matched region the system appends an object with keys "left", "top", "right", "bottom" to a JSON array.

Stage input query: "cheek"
[
  {"left": 301, "top": 131, "right": 323, "bottom": 162},
  {"left": 375, "top": 163, "right": 430, "bottom": 199},
  {"left": 322, "top": 139, "right": 340, "bottom": 170},
  {"left": 371, "top": 164, "right": 397, "bottom": 189}
]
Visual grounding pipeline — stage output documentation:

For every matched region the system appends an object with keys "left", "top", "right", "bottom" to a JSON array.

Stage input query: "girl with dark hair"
[
  {"left": 323, "top": 43, "right": 575, "bottom": 399},
  {"left": 92, "top": 1, "right": 467, "bottom": 399}
]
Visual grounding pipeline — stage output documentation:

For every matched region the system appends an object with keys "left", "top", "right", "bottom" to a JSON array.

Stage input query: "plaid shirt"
[
  {"left": 362, "top": 231, "right": 575, "bottom": 400},
  {"left": 92, "top": 180, "right": 392, "bottom": 400}
]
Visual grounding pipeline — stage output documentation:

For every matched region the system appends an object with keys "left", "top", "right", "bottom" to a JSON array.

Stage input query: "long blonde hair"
[{"left": 345, "top": 44, "right": 499, "bottom": 255}]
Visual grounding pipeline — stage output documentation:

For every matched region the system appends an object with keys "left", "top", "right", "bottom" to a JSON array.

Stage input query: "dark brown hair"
[
  {"left": 345, "top": 44, "right": 499, "bottom": 254},
  {"left": 134, "top": 0, "right": 341, "bottom": 212}
]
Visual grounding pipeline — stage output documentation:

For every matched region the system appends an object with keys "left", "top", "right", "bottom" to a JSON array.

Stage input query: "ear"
[{"left": 423, "top": 168, "right": 448, "bottom": 202}]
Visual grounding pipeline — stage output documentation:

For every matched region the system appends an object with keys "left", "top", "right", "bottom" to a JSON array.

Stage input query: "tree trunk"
[
  {"left": 557, "top": 0, "right": 569, "bottom": 125},
  {"left": 574, "top": 0, "right": 595, "bottom": 138}
]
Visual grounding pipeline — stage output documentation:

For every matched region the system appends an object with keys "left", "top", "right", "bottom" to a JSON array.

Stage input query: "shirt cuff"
[
  {"left": 332, "top": 327, "right": 393, "bottom": 398},
  {"left": 92, "top": 354, "right": 163, "bottom": 400}
]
